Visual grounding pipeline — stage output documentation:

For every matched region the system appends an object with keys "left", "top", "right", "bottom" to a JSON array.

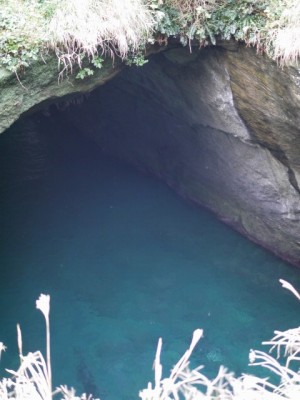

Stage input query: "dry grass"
[
  {"left": 139, "top": 329, "right": 235, "bottom": 400},
  {"left": 2, "top": 0, "right": 300, "bottom": 71},
  {"left": 0, "top": 280, "right": 300, "bottom": 399},
  {"left": 0, "top": 0, "right": 157, "bottom": 77},
  {"left": 140, "top": 329, "right": 300, "bottom": 399},
  {"left": 47, "top": 0, "right": 155, "bottom": 73},
  {"left": 0, "top": 294, "right": 98, "bottom": 400},
  {"left": 264, "top": 0, "right": 300, "bottom": 65},
  {"left": 140, "top": 279, "right": 300, "bottom": 400}
]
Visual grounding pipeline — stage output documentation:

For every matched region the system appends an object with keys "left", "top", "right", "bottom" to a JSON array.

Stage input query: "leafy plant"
[
  {"left": 151, "top": 0, "right": 269, "bottom": 48},
  {"left": 75, "top": 56, "right": 104, "bottom": 80},
  {"left": 76, "top": 68, "right": 94, "bottom": 80},
  {"left": 126, "top": 52, "right": 149, "bottom": 66},
  {"left": 91, "top": 56, "right": 103, "bottom": 69},
  {"left": 207, "top": 0, "right": 268, "bottom": 46}
]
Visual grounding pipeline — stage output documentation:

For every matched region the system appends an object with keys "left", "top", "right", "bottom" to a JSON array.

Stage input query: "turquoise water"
[{"left": 0, "top": 114, "right": 300, "bottom": 400}]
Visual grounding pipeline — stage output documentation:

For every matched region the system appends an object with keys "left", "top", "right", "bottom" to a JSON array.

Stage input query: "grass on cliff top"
[
  {"left": 0, "top": 0, "right": 156, "bottom": 76},
  {"left": 264, "top": 0, "right": 300, "bottom": 65},
  {"left": 157, "top": 0, "right": 300, "bottom": 66},
  {"left": 1, "top": 0, "right": 300, "bottom": 80},
  {"left": 48, "top": 0, "right": 155, "bottom": 69}
]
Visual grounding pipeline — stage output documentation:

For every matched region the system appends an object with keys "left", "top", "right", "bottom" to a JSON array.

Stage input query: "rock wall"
[{"left": 57, "top": 44, "right": 300, "bottom": 266}]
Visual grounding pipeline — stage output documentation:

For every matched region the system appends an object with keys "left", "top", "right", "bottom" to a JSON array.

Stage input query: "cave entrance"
[{"left": 0, "top": 48, "right": 300, "bottom": 400}]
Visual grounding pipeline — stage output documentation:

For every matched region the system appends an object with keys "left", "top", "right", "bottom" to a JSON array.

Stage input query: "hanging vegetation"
[{"left": 0, "top": 1, "right": 299, "bottom": 78}]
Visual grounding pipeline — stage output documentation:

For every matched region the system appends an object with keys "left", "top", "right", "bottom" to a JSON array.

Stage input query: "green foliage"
[
  {"left": 153, "top": 4, "right": 182, "bottom": 37},
  {"left": 150, "top": 0, "right": 300, "bottom": 65},
  {"left": 207, "top": 0, "right": 268, "bottom": 45},
  {"left": 0, "top": 37, "right": 41, "bottom": 73},
  {"left": 76, "top": 68, "right": 94, "bottom": 80},
  {"left": 0, "top": 1, "right": 46, "bottom": 74},
  {"left": 125, "top": 52, "right": 149, "bottom": 66},
  {"left": 39, "top": 0, "right": 59, "bottom": 20},
  {"left": 150, "top": 0, "right": 211, "bottom": 46},
  {"left": 75, "top": 56, "right": 104, "bottom": 80},
  {"left": 91, "top": 56, "right": 103, "bottom": 69},
  {"left": 151, "top": 0, "right": 269, "bottom": 47}
]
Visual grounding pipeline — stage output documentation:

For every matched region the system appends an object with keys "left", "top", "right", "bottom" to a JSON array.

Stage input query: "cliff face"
[
  {"left": 1, "top": 44, "right": 300, "bottom": 266},
  {"left": 57, "top": 45, "right": 300, "bottom": 266}
]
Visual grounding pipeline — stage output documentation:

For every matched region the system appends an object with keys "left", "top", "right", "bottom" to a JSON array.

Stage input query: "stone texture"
[
  {"left": 224, "top": 46, "right": 300, "bottom": 191},
  {"left": 56, "top": 45, "right": 300, "bottom": 266}
]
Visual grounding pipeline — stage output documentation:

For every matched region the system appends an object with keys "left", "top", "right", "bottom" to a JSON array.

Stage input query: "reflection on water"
[{"left": 0, "top": 113, "right": 300, "bottom": 400}]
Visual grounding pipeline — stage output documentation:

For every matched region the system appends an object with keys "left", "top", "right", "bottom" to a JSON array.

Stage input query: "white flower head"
[
  {"left": 249, "top": 349, "right": 256, "bottom": 364},
  {"left": 36, "top": 294, "right": 50, "bottom": 320},
  {"left": 0, "top": 342, "right": 7, "bottom": 360},
  {"left": 279, "top": 279, "right": 300, "bottom": 301}
]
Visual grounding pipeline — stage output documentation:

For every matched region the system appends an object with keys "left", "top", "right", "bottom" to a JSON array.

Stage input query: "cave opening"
[{"left": 1, "top": 47, "right": 300, "bottom": 400}]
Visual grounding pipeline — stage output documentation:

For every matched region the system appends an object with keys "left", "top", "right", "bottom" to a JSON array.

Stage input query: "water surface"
[{"left": 0, "top": 114, "right": 299, "bottom": 400}]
